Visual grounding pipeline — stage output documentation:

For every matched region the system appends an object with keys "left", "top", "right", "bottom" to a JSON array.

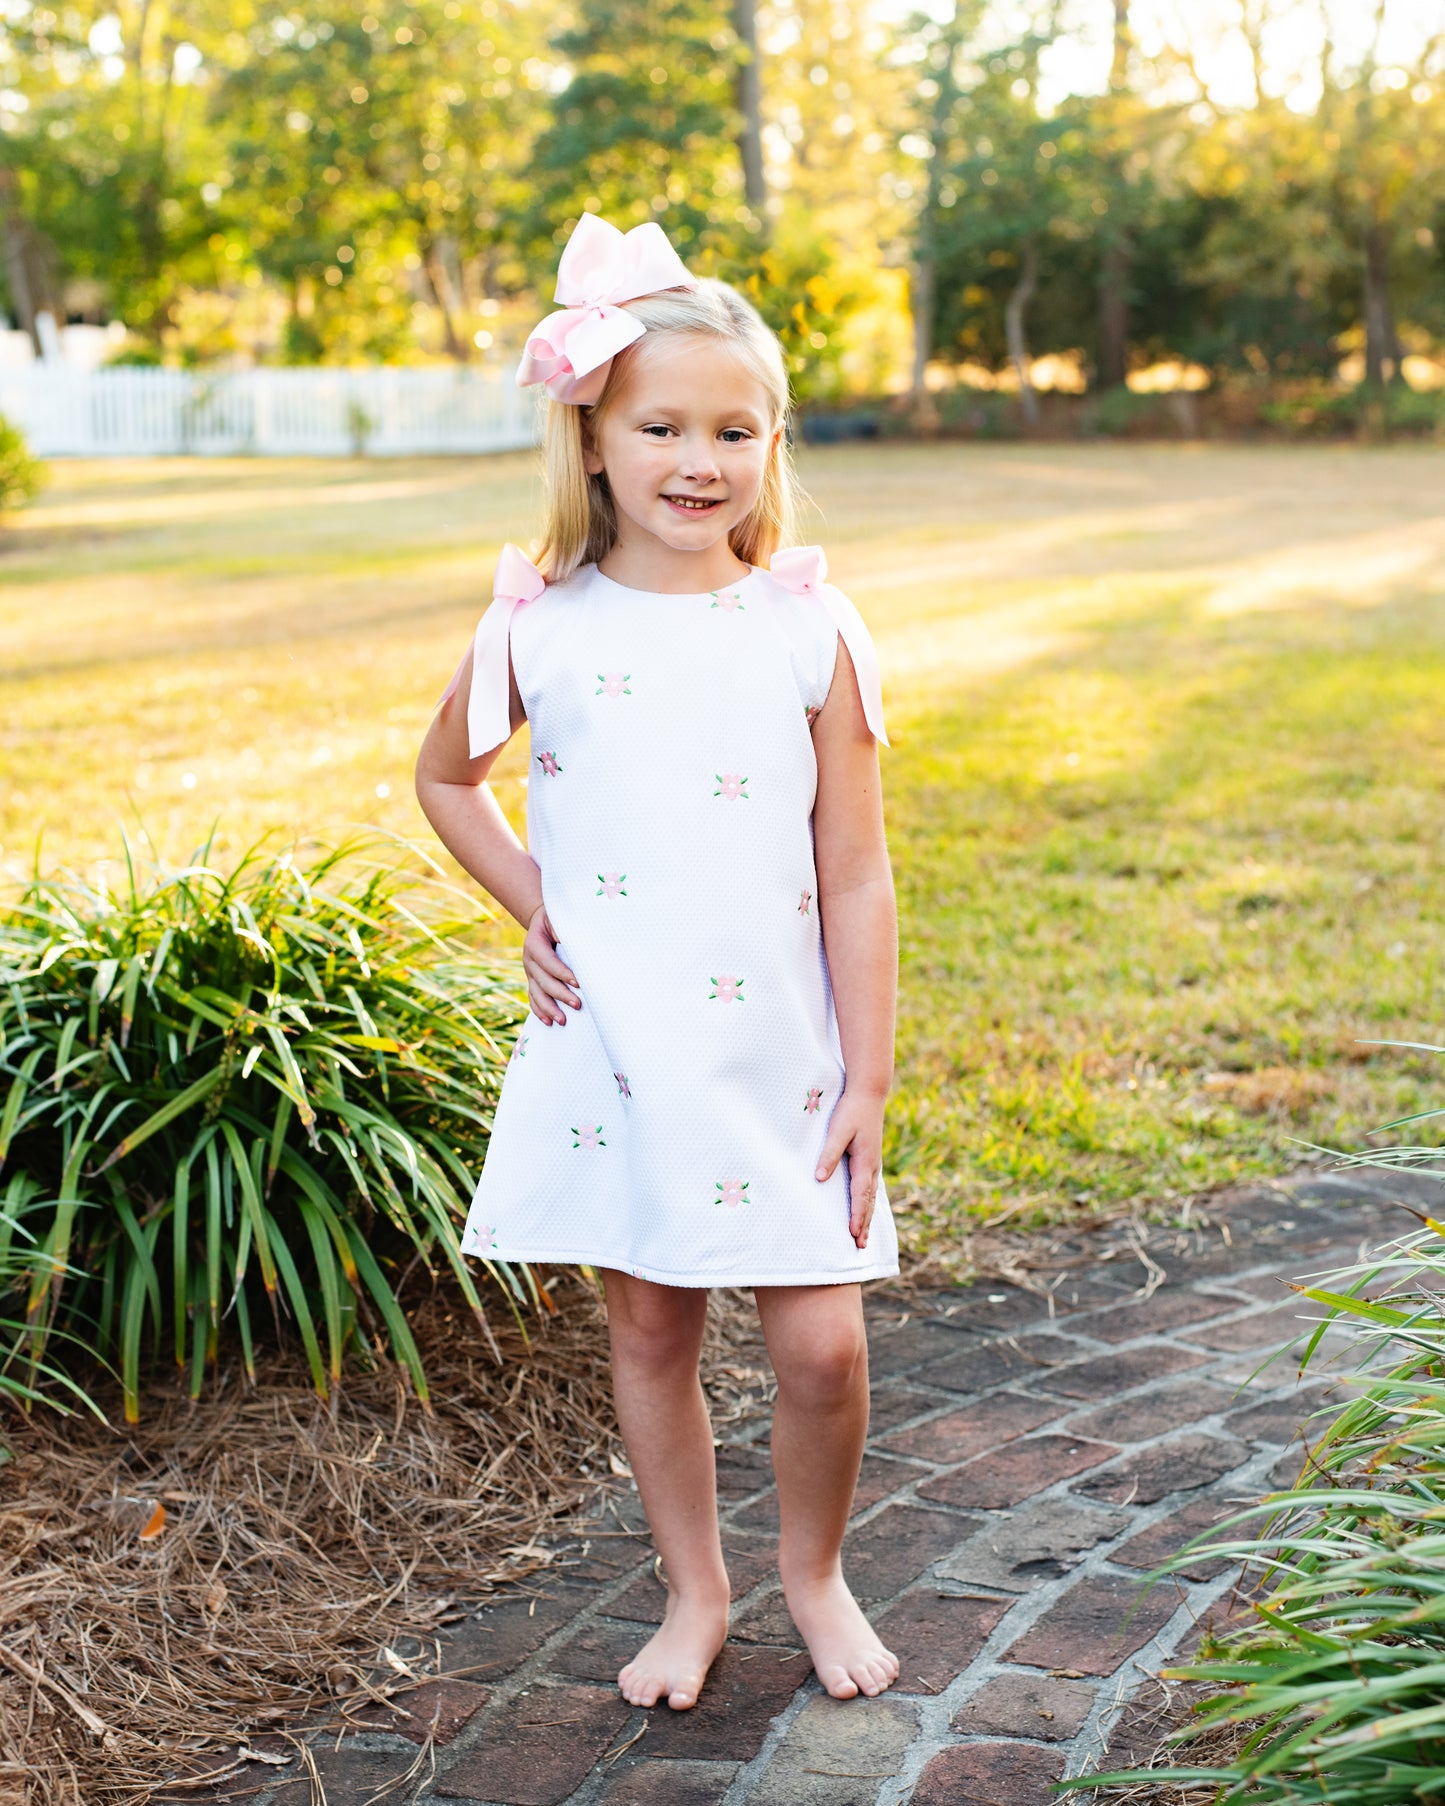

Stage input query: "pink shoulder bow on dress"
[
  {"left": 769, "top": 546, "right": 890, "bottom": 746},
  {"left": 516, "top": 213, "right": 698, "bottom": 406},
  {"left": 437, "top": 543, "right": 547, "bottom": 758}
]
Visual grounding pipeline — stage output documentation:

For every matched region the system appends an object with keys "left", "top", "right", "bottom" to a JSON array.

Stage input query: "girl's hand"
[
  {"left": 523, "top": 904, "right": 581, "bottom": 1025},
  {"left": 815, "top": 1089, "right": 886, "bottom": 1250}
]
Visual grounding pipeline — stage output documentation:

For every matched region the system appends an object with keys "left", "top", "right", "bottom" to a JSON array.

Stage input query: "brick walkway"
[{"left": 184, "top": 1170, "right": 1411, "bottom": 1806}]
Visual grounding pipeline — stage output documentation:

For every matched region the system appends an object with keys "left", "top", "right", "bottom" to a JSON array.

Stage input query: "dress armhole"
[{"left": 818, "top": 584, "right": 889, "bottom": 747}]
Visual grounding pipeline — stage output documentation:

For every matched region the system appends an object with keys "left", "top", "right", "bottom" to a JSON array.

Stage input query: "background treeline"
[{"left": 2, "top": 0, "right": 1444, "bottom": 404}]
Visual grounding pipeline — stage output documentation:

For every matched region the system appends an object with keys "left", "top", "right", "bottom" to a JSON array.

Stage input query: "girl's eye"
[{"left": 640, "top": 425, "right": 753, "bottom": 443}]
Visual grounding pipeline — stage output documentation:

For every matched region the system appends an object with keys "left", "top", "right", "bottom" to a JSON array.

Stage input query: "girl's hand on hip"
[
  {"left": 523, "top": 905, "right": 581, "bottom": 1025},
  {"left": 816, "top": 1089, "right": 885, "bottom": 1249}
]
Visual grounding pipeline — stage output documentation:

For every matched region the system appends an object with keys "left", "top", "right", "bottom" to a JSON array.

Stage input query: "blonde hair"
[{"left": 533, "top": 278, "right": 801, "bottom": 585}]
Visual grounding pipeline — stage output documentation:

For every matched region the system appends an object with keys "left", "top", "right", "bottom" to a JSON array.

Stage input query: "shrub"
[
  {"left": 1069, "top": 1112, "right": 1445, "bottom": 1804},
  {"left": 0, "top": 414, "right": 45, "bottom": 516},
  {"left": 0, "top": 832, "right": 532, "bottom": 1421},
  {"left": 1262, "top": 383, "right": 1445, "bottom": 440}
]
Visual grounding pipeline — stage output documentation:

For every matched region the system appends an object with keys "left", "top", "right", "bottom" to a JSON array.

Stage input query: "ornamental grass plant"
[
  {"left": 1072, "top": 1111, "right": 1445, "bottom": 1806},
  {"left": 0, "top": 831, "right": 532, "bottom": 1421}
]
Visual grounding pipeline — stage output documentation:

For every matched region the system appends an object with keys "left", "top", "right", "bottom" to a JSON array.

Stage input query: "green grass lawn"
[{"left": 6, "top": 444, "right": 1444, "bottom": 1241}]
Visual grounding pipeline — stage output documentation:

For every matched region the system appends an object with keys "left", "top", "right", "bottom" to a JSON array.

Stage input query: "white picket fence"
[{"left": 0, "top": 363, "right": 543, "bottom": 457}]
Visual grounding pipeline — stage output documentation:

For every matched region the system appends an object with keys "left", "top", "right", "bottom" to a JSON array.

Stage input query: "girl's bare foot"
[
  {"left": 782, "top": 1572, "right": 899, "bottom": 1699},
  {"left": 617, "top": 1589, "right": 730, "bottom": 1710}
]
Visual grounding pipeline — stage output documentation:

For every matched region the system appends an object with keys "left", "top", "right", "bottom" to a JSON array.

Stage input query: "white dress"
[{"left": 457, "top": 550, "right": 899, "bottom": 1287}]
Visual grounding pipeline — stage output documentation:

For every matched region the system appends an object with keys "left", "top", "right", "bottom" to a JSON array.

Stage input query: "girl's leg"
[
  {"left": 602, "top": 1270, "right": 730, "bottom": 1710},
  {"left": 754, "top": 1282, "right": 899, "bottom": 1700}
]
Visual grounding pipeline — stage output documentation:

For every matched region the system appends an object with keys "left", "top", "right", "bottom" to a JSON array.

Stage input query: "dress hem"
[{"left": 461, "top": 1243, "right": 900, "bottom": 1287}]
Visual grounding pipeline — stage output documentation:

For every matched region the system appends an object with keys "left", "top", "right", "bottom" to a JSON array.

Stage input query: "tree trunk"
[
  {"left": 1005, "top": 239, "right": 1040, "bottom": 426},
  {"left": 733, "top": 0, "right": 766, "bottom": 216},
  {"left": 1109, "top": 0, "right": 1131, "bottom": 90},
  {"left": 908, "top": 256, "right": 939, "bottom": 431},
  {"left": 422, "top": 238, "right": 469, "bottom": 361},
  {"left": 1098, "top": 234, "right": 1131, "bottom": 390},
  {"left": 1363, "top": 218, "right": 1397, "bottom": 387},
  {"left": 0, "top": 168, "right": 58, "bottom": 353}
]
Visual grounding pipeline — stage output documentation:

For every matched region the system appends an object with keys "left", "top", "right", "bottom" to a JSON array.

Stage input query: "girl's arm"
[
  {"left": 811, "top": 638, "right": 898, "bottom": 1251},
  {"left": 414, "top": 644, "right": 581, "bottom": 1026}
]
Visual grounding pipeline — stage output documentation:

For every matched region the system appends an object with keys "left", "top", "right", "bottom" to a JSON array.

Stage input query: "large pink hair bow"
[
  {"left": 437, "top": 543, "right": 547, "bottom": 757},
  {"left": 515, "top": 212, "right": 698, "bottom": 405},
  {"left": 769, "top": 546, "right": 890, "bottom": 746}
]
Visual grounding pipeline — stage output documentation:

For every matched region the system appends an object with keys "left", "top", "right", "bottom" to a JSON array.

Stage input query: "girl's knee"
[
  {"left": 777, "top": 1319, "right": 867, "bottom": 1408},
  {"left": 605, "top": 1275, "right": 706, "bottom": 1368}
]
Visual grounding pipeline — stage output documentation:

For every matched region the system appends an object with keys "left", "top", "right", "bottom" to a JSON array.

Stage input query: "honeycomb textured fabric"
[{"left": 460, "top": 556, "right": 899, "bottom": 1286}]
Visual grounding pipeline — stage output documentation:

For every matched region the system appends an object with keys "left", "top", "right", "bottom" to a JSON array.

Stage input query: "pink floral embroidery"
[
  {"left": 804, "top": 704, "right": 821, "bottom": 727},
  {"left": 572, "top": 1124, "right": 605, "bottom": 1149},
  {"left": 710, "top": 590, "right": 745, "bottom": 612},
  {"left": 512, "top": 1032, "right": 529, "bottom": 1061},
  {"left": 614, "top": 1071, "right": 631, "bottom": 1098},
  {"left": 597, "top": 870, "right": 627, "bottom": 898},
  {"left": 805, "top": 1087, "right": 823, "bottom": 1114},
  {"left": 798, "top": 889, "right": 812, "bottom": 915},
  {"left": 715, "top": 1178, "right": 749, "bottom": 1208},
  {"left": 473, "top": 1222, "right": 499, "bottom": 1249},
  {"left": 597, "top": 671, "right": 631, "bottom": 697},
  {"left": 714, "top": 772, "right": 748, "bottom": 801},
  {"left": 537, "top": 750, "right": 562, "bottom": 776},
  {"left": 709, "top": 974, "right": 744, "bottom": 1003}
]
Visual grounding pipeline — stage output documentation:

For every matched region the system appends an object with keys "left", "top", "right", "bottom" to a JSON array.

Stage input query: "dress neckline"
[{"left": 590, "top": 563, "right": 762, "bottom": 601}]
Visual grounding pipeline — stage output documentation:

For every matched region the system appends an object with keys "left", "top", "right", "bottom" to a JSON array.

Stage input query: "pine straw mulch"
[{"left": 0, "top": 1271, "right": 631, "bottom": 1806}]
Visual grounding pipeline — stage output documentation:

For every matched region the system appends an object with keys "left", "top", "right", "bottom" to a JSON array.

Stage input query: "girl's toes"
[{"left": 821, "top": 1666, "right": 859, "bottom": 1700}]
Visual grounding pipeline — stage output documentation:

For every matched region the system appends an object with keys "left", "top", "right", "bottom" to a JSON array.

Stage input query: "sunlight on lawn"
[{"left": 6, "top": 444, "right": 1445, "bottom": 1237}]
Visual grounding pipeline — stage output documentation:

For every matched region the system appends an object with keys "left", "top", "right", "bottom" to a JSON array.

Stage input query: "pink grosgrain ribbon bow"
[
  {"left": 515, "top": 212, "right": 698, "bottom": 405},
  {"left": 437, "top": 543, "right": 547, "bottom": 757},
  {"left": 769, "top": 546, "right": 890, "bottom": 746}
]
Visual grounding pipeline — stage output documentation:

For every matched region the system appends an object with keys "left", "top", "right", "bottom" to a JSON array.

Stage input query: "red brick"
[
  {"left": 1080, "top": 1288, "right": 1239, "bottom": 1344},
  {"left": 871, "top": 1588, "right": 1009, "bottom": 1694},
  {"left": 1111, "top": 1497, "right": 1241, "bottom": 1581},
  {"left": 865, "top": 1385, "right": 938, "bottom": 1434},
  {"left": 348, "top": 1678, "right": 491, "bottom": 1744},
  {"left": 867, "top": 1319, "right": 980, "bottom": 1375},
  {"left": 1223, "top": 1385, "right": 1332, "bottom": 1445},
  {"left": 915, "top": 1334, "right": 1080, "bottom": 1396},
  {"left": 731, "top": 1453, "right": 914, "bottom": 1533},
  {"left": 918, "top": 1435, "right": 1118, "bottom": 1511},
  {"left": 911, "top": 1741, "right": 1064, "bottom": 1806},
  {"left": 596, "top": 1759, "right": 739, "bottom": 1803},
  {"left": 551, "top": 1619, "right": 645, "bottom": 1683},
  {"left": 1042, "top": 1344, "right": 1207, "bottom": 1399},
  {"left": 730, "top": 1591, "right": 800, "bottom": 1645},
  {"left": 843, "top": 1504, "right": 979, "bottom": 1602},
  {"left": 1187, "top": 1310, "right": 1308, "bottom": 1352},
  {"left": 877, "top": 1390, "right": 1059, "bottom": 1463},
  {"left": 435, "top": 1684, "right": 631, "bottom": 1805},
  {"left": 447, "top": 1586, "right": 588, "bottom": 1680},
  {"left": 1068, "top": 1382, "right": 1237, "bottom": 1443},
  {"left": 639, "top": 1644, "right": 813, "bottom": 1763},
  {"left": 714, "top": 1444, "right": 773, "bottom": 1499},
  {"left": 607, "top": 1535, "right": 776, "bottom": 1623},
  {"left": 1071, "top": 1433, "right": 1248, "bottom": 1506},
  {"left": 952, "top": 1672, "right": 1095, "bottom": 1740},
  {"left": 1003, "top": 1573, "right": 1180, "bottom": 1675}
]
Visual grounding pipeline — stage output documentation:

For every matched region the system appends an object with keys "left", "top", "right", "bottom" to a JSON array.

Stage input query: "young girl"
[{"left": 415, "top": 212, "right": 901, "bottom": 1712}]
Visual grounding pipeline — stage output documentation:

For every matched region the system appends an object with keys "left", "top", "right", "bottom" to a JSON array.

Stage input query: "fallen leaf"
[
  {"left": 139, "top": 1503, "right": 166, "bottom": 1540},
  {"left": 204, "top": 1579, "right": 228, "bottom": 1616},
  {"left": 608, "top": 1452, "right": 633, "bottom": 1479},
  {"left": 237, "top": 1746, "right": 290, "bottom": 1767}
]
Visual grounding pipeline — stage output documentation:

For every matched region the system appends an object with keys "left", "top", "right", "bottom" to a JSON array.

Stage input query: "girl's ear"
[{"left": 580, "top": 410, "right": 605, "bottom": 477}]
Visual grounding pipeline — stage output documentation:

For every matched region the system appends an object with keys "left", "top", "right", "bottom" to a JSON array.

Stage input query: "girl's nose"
[{"left": 677, "top": 438, "right": 721, "bottom": 482}]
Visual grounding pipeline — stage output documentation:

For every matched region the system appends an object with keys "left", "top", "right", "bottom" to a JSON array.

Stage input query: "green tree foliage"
[{"left": 210, "top": 0, "right": 549, "bottom": 362}]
